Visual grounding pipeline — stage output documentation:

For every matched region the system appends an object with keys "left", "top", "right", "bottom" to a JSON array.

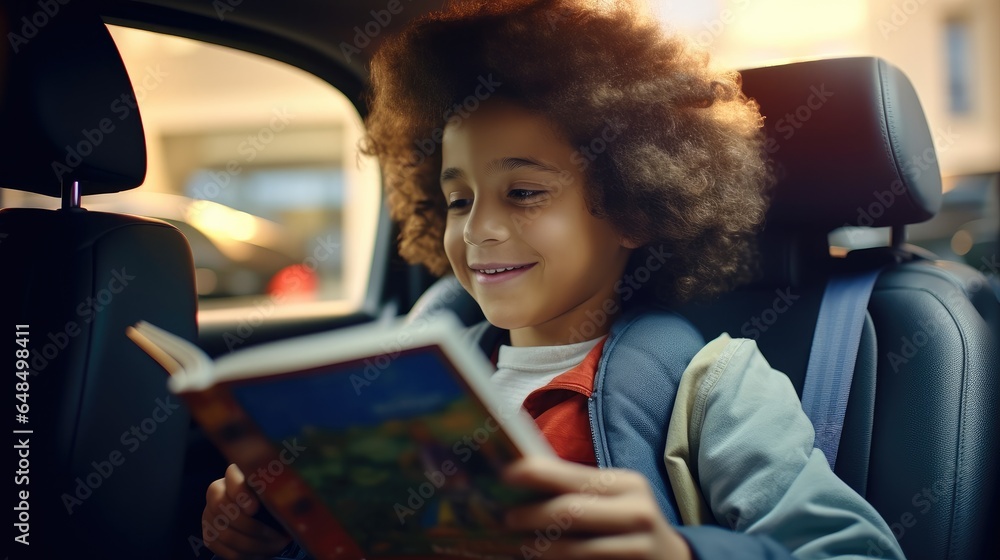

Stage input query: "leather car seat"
[{"left": 0, "top": 3, "right": 196, "bottom": 557}]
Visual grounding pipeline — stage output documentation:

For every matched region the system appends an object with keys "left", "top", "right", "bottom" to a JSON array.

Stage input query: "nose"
[{"left": 463, "top": 198, "right": 510, "bottom": 246}]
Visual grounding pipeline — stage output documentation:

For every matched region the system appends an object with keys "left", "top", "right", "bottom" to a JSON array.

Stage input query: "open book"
[{"left": 127, "top": 314, "right": 554, "bottom": 560}]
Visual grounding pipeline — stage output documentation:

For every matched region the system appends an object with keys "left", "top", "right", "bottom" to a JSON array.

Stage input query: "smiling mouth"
[
  {"left": 469, "top": 263, "right": 537, "bottom": 284},
  {"left": 476, "top": 264, "right": 532, "bottom": 275}
]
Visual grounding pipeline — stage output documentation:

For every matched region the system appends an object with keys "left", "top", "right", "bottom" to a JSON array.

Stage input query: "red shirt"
[{"left": 519, "top": 338, "right": 606, "bottom": 466}]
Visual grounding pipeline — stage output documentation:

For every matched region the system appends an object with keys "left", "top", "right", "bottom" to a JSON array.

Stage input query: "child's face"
[{"left": 441, "top": 99, "right": 636, "bottom": 346}]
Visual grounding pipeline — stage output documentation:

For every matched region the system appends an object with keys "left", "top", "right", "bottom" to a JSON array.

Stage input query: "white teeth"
[{"left": 481, "top": 265, "right": 523, "bottom": 274}]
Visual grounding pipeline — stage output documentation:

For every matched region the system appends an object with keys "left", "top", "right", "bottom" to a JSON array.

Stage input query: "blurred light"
[
  {"left": 267, "top": 264, "right": 319, "bottom": 300},
  {"left": 731, "top": 0, "right": 867, "bottom": 46},
  {"left": 186, "top": 200, "right": 259, "bottom": 242},
  {"left": 211, "top": 239, "right": 255, "bottom": 262},
  {"left": 651, "top": 0, "right": 722, "bottom": 30},
  {"left": 194, "top": 268, "right": 218, "bottom": 296},
  {"left": 951, "top": 229, "right": 974, "bottom": 256}
]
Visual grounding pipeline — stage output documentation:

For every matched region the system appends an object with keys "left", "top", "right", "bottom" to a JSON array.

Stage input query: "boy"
[{"left": 203, "top": 1, "right": 905, "bottom": 558}]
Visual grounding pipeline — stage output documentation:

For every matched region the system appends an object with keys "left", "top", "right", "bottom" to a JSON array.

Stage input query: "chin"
[{"left": 480, "top": 307, "right": 528, "bottom": 331}]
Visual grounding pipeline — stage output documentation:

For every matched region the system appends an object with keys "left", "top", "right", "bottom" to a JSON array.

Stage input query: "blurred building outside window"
[
  {"left": 2, "top": 25, "right": 383, "bottom": 320},
  {"left": 658, "top": 0, "right": 998, "bottom": 269}
]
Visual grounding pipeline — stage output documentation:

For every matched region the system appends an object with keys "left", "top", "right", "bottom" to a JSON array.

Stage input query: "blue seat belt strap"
[{"left": 801, "top": 266, "right": 884, "bottom": 470}]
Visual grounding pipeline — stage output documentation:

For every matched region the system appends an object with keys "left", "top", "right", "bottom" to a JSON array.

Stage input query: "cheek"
[
  {"left": 442, "top": 222, "right": 464, "bottom": 267},
  {"left": 527, "top": 207, "right": 583, "bottom": 251},
  {"left": 539, "top": 212, "right": 621, "bottom": 273}
]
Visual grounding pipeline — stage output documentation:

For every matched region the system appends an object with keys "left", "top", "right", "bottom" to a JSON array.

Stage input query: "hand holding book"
[
  {"left": 202, "top": 463, "right": 292, "bottom": 558},
  {"left": 128, "top": 314, "right": 555, "bottom": 560}
]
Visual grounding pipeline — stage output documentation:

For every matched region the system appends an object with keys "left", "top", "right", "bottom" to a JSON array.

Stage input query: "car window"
[
  {"left": 1, "top": 25, "right": 382, "bottom": 319},
  {"left": 659, "top": 1, "right": 997, "bottom": 274}
]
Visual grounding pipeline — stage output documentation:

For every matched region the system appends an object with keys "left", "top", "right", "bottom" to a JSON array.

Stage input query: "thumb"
[{"left": 224, "top": 463, "right": 261, "bottom": 514}]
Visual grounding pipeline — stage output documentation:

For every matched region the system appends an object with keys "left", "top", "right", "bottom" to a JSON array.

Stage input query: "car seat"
[
  {"left": 404, "top": 57, "right": 999, "bottom": 559},
  {"left": 0, "top": 3, "right": 196, "bottom": 557}
]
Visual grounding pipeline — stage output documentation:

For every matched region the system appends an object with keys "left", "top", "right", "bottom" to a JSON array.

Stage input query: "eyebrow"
[{"left": 440, "top": 156, "right": 561, "bottom": 183}]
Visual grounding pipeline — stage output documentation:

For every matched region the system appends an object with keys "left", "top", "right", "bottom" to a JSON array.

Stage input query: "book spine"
[{"left": 183, "top": 387, "right": 366, "bottom": 560}]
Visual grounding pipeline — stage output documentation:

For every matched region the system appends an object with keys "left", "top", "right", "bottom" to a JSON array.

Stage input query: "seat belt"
[{"left": 800, "top": 266, "right": 885, "bottom": 470}]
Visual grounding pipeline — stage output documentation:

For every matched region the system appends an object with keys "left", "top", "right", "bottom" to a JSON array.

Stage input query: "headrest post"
[
  {"left": 890, "top": 225, "right": 906, "bottom": 250},
  {"left": 61, "top": 181, "right": 82, "bottom": 210}
]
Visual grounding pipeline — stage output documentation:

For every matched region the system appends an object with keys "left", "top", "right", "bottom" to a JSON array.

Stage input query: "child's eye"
[
  {"left": 447, "top": 197, "right": 470, "bottom": 210},
  {"left": 508, "top": 188, "right": 546, "bottom": 202}
]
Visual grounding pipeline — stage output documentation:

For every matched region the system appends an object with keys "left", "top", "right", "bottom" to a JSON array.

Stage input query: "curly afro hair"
[{"left": 360, "top": 0, "right": 772, "bottom": 303}]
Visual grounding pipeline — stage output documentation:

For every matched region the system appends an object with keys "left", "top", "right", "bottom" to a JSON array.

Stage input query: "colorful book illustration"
[{"left": 127, "top": 314, "right": 554, "bottom": 559}]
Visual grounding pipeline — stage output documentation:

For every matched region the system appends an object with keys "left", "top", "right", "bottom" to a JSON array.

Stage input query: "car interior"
[{"left": 1, "top": 1, "right": 997, "bottom": 559}]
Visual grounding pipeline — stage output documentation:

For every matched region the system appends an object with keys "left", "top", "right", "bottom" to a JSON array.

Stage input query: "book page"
[
  {"left": 221, "top": 345, "right": 538, "bottom": 558},
  {"left": 127, "top": 321, "right": 213, "bottom": 379}
]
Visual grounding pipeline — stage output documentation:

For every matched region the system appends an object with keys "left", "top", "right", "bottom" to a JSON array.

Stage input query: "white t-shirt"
[{"left": 490, "top": 335, "right": 605, "bottom": 415}]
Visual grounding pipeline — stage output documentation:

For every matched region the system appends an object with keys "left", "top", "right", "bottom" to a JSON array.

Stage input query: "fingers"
[
  {"left": 501, "top": 459, "right": 692, "bottom": 558},
  {"left": 205, "top": 476, "right": 279, "bottom": 539},
  {"left": 202, "top": 464, "right": 291, "bottom": 559},
  {"left": 504, "top": 456, "right": 649, "bottom": 498},
  {"left": 506, "top": 492, "right": 662, "bottom": 535},
  {"left": 224, "top": 463, "right": 260, "bottom": 515}
]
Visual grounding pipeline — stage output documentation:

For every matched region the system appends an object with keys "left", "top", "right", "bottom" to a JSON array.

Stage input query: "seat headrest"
[
  {"left": 0, "top": 2, "right": 146, "bottom": 197},
  {"left": 741, "top": 57, "right": 942, "bottom": 233}
]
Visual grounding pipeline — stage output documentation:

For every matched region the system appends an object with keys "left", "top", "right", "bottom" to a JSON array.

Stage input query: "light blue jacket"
[
  {"left": 671, "top": 333, "right": 905, "bottom": 558},
  {"left": 471, "top": 305, "right": 905, "bottom": 559}
]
